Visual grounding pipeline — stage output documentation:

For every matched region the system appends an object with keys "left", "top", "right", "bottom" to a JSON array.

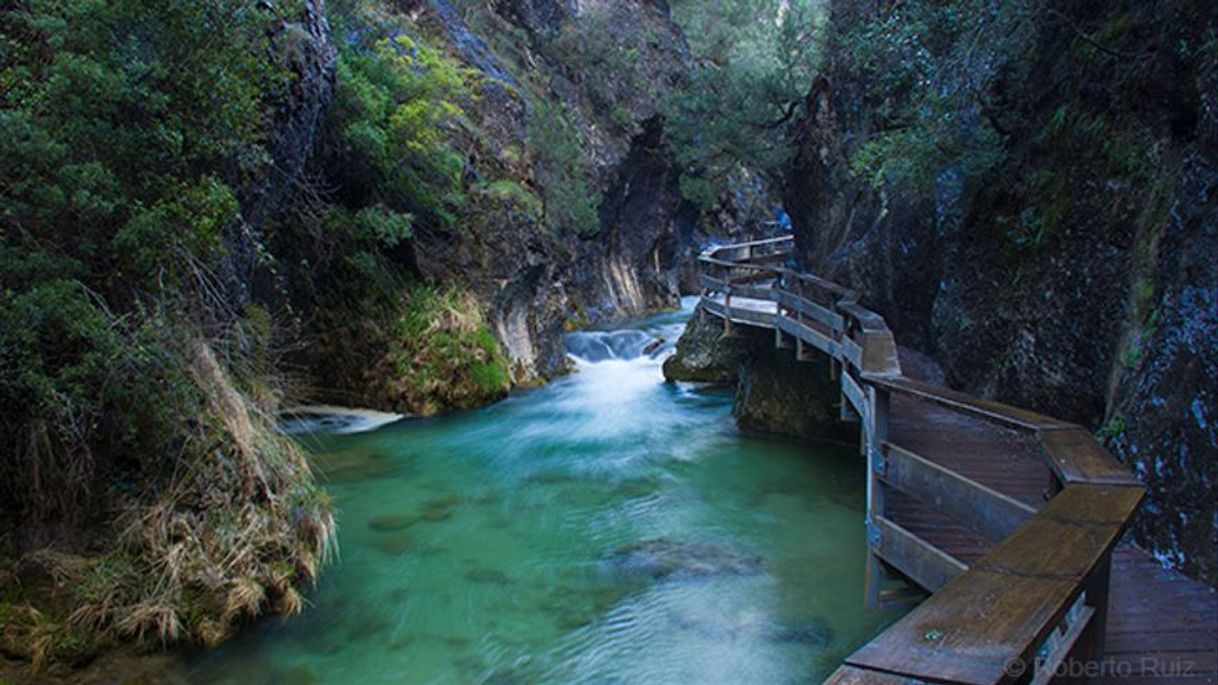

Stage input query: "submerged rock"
[
  {"left": 606, "top": 539, "right": 763, "bottom": 581},
  {"left": 418, "top": 495, "right": 463, "bottom": 523},
  {"left": 765, "top": 617, "right": 834, "bottom": 646},
  {"left": 371, "top": 534, "right": 412, "bottom": 556},
  {"left": 312, "top": 450, "right": 413, "bottom": 484},
  {"left": 368, "top": 514, "right": 416, "bottom": 532}
]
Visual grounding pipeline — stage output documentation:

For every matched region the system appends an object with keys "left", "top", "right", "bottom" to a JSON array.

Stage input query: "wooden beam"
[
  {"left": 846, "top": 569, "right": 1081, "bottom": 685},
  {"left": 699, "top": 273, "right": 728, "bottom": 292},
  {"left": 874, "top": 515, "right": 968, "bottom": 594},
  {"left": 725, "top": 305, "right": 776, "bottom": 327},
  {"left": 846, "top": 484, "right": 1144, "bottom": 685},
  {"left": 729, "top": 282, "right": 779, "bottom": 301},
  {"left": 824, "top": 665, "right": 925, "bottom": 685},
  {"left": 700, "top": 299, "right": 727, "bottom": 319},
  {"left": 860, "top": 331, "right": 902, "bottom": 375},
  {"left": 862, "top": 375, "right": 1074, "bottom": 432},
  {"left": 880, "top": 442, "right": 1037, "bottom": 542},
  {"left": 777, "top": 291, "right": 845, "bottom": 331},
  {"left": 840, "top": 336, "right": 864, "bottom": 370},
  {"left": 777, "top": 313, "right": 836, "bottom": 356},
  {"left": 840, "top": 370, "right": 868, "bottom": 420},
  {"left": 1037, "top": 427, "right": 1142, "bottom": 486},
  {"left": 970, "top": 484, "right": 1143, "bottom": 580}
]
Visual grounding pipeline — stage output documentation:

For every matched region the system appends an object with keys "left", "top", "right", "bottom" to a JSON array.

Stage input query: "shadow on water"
[{"left": 178, "top": 297, "right": 900, "bottom": 684}]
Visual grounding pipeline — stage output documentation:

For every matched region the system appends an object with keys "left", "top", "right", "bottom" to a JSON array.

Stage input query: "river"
[{"left": 178, "top": 298, "right": 896, "bottom": 684}]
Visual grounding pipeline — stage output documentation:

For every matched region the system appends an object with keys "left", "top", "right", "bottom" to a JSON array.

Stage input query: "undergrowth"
[
  {"left": 373, "top": 285, "right": 511, "bottom": 416},
  {"left": 0, "top": 292, "right": 334, "bottom": 671}
]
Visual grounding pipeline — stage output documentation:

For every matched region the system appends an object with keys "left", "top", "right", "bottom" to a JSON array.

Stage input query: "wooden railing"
[{"left": 697, "top": 237, "right": 1145, "bottom": 685}]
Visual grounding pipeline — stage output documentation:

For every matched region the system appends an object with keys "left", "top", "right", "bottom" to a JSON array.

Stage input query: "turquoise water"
[{"left": 179, "top": 300, "right": 895, "bottom": 684}]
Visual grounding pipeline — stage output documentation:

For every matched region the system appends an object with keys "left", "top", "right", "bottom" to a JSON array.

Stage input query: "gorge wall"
[
  {"left": 783, "top": 0, "right": 1216, "bottom": 583},
  {"left": 274, "top": 0, "right": 774, "bottom": 411}
]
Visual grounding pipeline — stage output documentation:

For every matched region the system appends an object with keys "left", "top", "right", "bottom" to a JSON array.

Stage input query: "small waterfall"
[{"left": 564, "top": 330, "right": 669, "bottom": 362}]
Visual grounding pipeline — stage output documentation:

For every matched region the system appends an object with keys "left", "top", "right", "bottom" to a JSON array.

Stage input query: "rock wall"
[
  {"left": 229, "top": 0, "right": 338, "bottom": 310},
  {"left": 664, "top": 308, "right": 851, "bottom": 443},
  {"left": 786, "top": 1, "right": 1217, "bottom": 583},
  {"left": 409, "top": 0, "right": 700, "bottom": 382}
]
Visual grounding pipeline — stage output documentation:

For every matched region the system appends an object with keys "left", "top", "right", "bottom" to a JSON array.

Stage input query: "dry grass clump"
[{"left": 0, "top": 339, "right": 335, "bottom": 672}]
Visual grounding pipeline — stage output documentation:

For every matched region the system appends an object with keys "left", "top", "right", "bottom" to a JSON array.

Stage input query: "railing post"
[
  {"left": 795, "top": 278, "right": 807, "bottom": 361},
  {"left": 863, "top": 384, "right": 891, "bottom": 610},
  {"left": 1073, "top": 551, "right": 1112, "bottom": 667},
  {"left": 723, "top": 272, "right": 733, "bottom": 337}
]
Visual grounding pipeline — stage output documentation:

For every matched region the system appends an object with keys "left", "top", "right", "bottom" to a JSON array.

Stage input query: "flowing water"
[{"left": 179, "top": 299, "right": 897, "bottom": 684}]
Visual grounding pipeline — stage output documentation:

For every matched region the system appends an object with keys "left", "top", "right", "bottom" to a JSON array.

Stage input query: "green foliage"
[
  {"left": 325, "top": 31, "right": 473, "bottom": 229},
  {"left": 0, "top": 0, "right": 336, "bottom": 666},
  {"left": 666, "top": 0, "right": 823, "bottom": 210},
  {"left": 839, "top": 1, "right": 1033, "bottom": 191},
  {"left": 472, "top": 180, "right": 543, "bottom": 218},
  {"left": 113, "top": 177, "right": 238, "bottom": 287},
  {"left": 0, "top": 0, "right": 285, "bottom": 296},
  {"left": 353, "top": 205, "right": 415, "bottom": 249},
  {"left": 528, "top": 99, "right": 601, "bottom": 237},
  {"left": 379, "top": 285, "right": 512, "bottom": 415}
]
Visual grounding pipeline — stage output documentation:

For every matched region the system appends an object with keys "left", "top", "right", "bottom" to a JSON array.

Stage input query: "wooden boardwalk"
[
  {"left": 697, "top": 238, "right": 1217, "bottom": 684},
  {"left": 891, "top": 383, "right": 1217, "bottom": 684}
]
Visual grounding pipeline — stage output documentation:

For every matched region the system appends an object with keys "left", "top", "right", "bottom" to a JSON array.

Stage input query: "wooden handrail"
[{"left": 694, "top": 238, "right": 1146, "bottom": 685}]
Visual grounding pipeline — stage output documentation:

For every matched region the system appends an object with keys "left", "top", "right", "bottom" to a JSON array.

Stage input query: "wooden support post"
[
  {"left": 1073, "top": 550, "right": 1113, "bottom": 665},
  {"left": 863, "top": 385, "right": 891, "bottom": 610},
  {"left": 723, "top": 276, "right": 733, "bottom": 337}
]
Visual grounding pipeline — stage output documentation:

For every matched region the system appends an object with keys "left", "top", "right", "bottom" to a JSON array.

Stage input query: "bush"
[
  {"left": 323, "top": 31, "right": 473, "bottom": 229},
  {"left": 374, "top": 285, "right": 512, "bottom": 415}
]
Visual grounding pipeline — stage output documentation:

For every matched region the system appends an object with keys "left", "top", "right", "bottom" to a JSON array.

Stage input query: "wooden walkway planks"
[
  {"left": 696, "top": 237, "right": 1218, "bottom": 683},
  {"left": 885, "top": 378, "right": 1218, "bottom": 684}
]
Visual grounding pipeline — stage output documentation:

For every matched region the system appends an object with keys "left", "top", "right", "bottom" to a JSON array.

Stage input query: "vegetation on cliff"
[
  {"left": 0, "top": 0, "right": 709, "bottom": 670},
  {"left": 0, "top": 0, "right": 338, "bottom": 668},
  {"left": 795, "top": 0, "right": 1216, "bottom": 583},
  {"left": 665, "top": 0, "right": 822, "bottom": 211}
]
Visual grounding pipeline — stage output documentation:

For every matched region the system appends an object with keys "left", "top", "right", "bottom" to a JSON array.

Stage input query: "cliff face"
[
  {"left": 227, "top": 0, "right": 338, "bottom": 310},
  {"left": 287, "top": 0, "right": 768, "bottom": 394},
  {"left": 664, "top": 308, "right": 851, "bottom": 442},
  {"left": 786, "top": 0, "right": 1217, "bottom": 583},
  {"left": 413, "top": 0, "right": 699, "bottom": 382}
]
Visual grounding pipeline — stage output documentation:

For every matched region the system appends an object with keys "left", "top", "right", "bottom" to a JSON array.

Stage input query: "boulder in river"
[{"left": 606, "top": 538, "right": 763, "bottom": 581}]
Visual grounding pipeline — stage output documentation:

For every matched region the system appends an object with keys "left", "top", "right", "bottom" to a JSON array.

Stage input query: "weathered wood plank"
[
  {"left": 840, "top": 336, "right": 864, "bottom": 370},
  {"left": 860, "top": 330, "right": 902, "bottom": 375},
  {"left": 840, "top": 370, "right": 868, "bottom": 420},
  {"left": 838, "top": 301, "right": 890, "bottom": 332},
  {"left": 1037, "top": 427, "right": 1142, "bottom": 486},
  {"left": 881, "top": 442, "right": 1037, "bottom": 542},
  {"left": 699, "top": 274, "right": 727, "bottom": 292},
  {"left": 728, "top": 282, "right": 779, "bottom": 301},
  {"left": 777, "top": 313, "right": 836, "bottom": 355},
  {"left": 848, "top": 485, "right": 1143, "bottom": 684},
  {"left": 971, "top": 484, "right": 1144, "bottom": 580},
  {"left": 863, "top": 375, "right": 1073, "bottom": 432},
  {"left": 845, "top": 569, "right": 1081, "bottom": 685},
  {"left": 725, "top": 305, "right": 776, "bottom": 327},
  {"left": 823, "top": 665, "right": 926, "bottom": 685},
  {"left": 777, "top": 291, "right": 845, "bottom": 331},
  {"left": 875, "top": 515, "right": 968, "bottom": 593},
  {"left": 700, "top": 298, "right": 727, "bottom": 319}
]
